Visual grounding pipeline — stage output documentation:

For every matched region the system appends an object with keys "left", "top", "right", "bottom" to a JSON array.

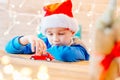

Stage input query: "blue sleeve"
[
  {"left": 47, "top": 45, "right": 89, "bottom": 62},
  {"left": 5, "top": 36, "right": 33, "bottom": 54},
  {"left": 40, "top": 37, "right": 51, "bottom": 48}
]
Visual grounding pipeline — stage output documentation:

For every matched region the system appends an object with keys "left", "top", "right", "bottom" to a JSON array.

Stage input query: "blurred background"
[{"left": 0, "top": 0, "right": 120, "bottom": 52}]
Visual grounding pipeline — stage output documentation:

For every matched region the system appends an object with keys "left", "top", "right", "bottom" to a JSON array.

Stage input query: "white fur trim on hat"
[{"left": 40, "top": 14, "right": 78, "bottom": 34}]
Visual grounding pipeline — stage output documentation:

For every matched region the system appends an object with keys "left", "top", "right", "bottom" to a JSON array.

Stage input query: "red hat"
[
  {"left": 40, "top": 0, "right": 78, "bottom": 34},
  {"left": 44, "top": 0, "right": 73, "bottom": 17}
]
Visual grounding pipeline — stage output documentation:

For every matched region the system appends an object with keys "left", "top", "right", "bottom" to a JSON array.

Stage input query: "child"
[{"left": 5, "top": 0, "right": 89, "bottom": 62}]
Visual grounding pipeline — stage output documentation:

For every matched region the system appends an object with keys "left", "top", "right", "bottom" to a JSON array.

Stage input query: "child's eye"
[
  {"left": 58, "top": 33, "right": 65, "bottom": 35},
  {"left": 47, "top": 33, "right": 53, "bottom": 36}
]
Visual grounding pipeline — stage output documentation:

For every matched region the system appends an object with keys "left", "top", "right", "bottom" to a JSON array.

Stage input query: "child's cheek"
[{"left": 48, "top": 40, "right": 52, "bottom": 45}]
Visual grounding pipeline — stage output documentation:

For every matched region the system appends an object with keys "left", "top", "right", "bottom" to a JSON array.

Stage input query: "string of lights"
[
  {"left": 87, "top": 0, "right": 96, "bottom": 53},
  {"left": 2, "top": 0, "right": 106, "bottom": 35}
]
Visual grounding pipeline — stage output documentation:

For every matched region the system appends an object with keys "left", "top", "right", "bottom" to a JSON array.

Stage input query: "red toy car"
[{"left": 30, "top": 52, "right": 54, "bottom": 61}]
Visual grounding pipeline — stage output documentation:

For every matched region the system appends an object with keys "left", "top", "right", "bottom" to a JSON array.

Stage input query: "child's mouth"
[{"left": 52, "top": 43, "right": 62, "bottom": 46}]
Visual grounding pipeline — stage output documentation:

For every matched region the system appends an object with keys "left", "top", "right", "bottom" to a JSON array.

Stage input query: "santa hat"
[{"left": 40, "top": 0, "right": 78, "bottom": 34}]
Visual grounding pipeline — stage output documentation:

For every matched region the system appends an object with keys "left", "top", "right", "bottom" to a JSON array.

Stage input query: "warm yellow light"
[
  {"left": 0, "top": 72, "right": 4, "bottom": 80},
  {"left": 11, "top": 4, "right": 15, "bottom": 8},
  {"left": 15, "top": 21, "right": 20, "bottom": 24},
  {"left": 88, "top": 48, "right": 92, "bottom": 52},
  {"left": 89, "top": 24, "right": 93, "bottom": 28},
  {"left": 20, "top": 67, "right": 32, "bottom": 76},
  {"left": 75, "top": 9, "right": 79, "bottom": 13},
  {"left": 3, "top": 64, "right": 14, "bottom": 74},
  {"left": 61, "top": 0, "right": 65, "bottom": 2},
  {"left": 12, "top": 70, "right": 32, "bottom": 80},
  {"left": 89, "top": 39, "right": 92, "bottom": 43},
  {"left": 87, "top": 11, "right": 93, "bottom": 17},
  {"left": 37, "top": 65, "right": 49, "bottom": 80},
  {"left": 27, "top": 22, "right": 31, "bottom": 25},
  {"left": 1, "top": 56, "right": 10, "bottom": 65},
  {"left": 37, "top": 11, "right": 41, "bottom": 14}
]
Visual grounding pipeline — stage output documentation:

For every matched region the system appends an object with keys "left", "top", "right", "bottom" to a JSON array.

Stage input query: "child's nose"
[{"left": 53, "top": 35, "right": 59, "bottom": 41}]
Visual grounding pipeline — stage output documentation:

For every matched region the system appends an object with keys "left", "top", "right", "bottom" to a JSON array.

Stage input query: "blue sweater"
[{"left": 5, "top": 36, "right": 89, "bottom": 62}]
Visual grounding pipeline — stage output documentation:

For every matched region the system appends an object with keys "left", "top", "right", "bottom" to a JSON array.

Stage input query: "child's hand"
[{"left": 19, "top": 35, "right": 46, "bottom": 54}]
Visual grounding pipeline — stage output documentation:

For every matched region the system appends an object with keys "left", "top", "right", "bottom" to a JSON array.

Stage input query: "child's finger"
[
  {"left": 36, "top": 39, "right": 46, "bottom": 55},
  {"left": 38, "top": 39, "right": 46, "bottom": 50},
  {"left": 43, "top": 42, "right": 47, "bottom": 51},
  {"left": 35, "top": 39, "right": 44, "bottom": 54},
  {"left": 39, "top": 41, "right": 45, "bottom": 50},
  {"left": 35, "top": 40, "right": 41, "bottom": 54},
  {"left": 41, "top": 39, "right": 47, "bottom": 51},
  {"left": 30, "top": 40, "right": 36, "bottom": 52}
]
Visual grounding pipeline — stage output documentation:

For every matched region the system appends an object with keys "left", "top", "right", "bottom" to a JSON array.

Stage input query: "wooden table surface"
[{"left": 0, "top": 50, "right": 90, "bottom": 80}]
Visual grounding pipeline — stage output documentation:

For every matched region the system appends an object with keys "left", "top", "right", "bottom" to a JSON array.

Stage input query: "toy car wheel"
[
  {"left": 46, "top": 58, "right": 51, "bottom": 61},
  {"left": 30, "top": 57, "right": 35, "bottom": 60}
]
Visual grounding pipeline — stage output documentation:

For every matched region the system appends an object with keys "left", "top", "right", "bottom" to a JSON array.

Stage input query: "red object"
[
  {"left": 99, "top": 41, "right": 120, "bottom": 80},
  {"left": 44, "top": 0, "right": 73, "bottom": 17},
  {"left": 40, "top": 0, "right": 78, "bottom": 34},
  {"left": 101, "top": 41, "right": 120, "bottom": 71},
  {"left": 30, "top": 52, "right": 54, "bottom": 61}
]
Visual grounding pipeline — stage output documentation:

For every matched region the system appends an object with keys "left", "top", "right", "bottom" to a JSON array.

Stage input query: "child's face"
[{"left": 45, "top": 27, "right": 74, "bottom": 46}]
